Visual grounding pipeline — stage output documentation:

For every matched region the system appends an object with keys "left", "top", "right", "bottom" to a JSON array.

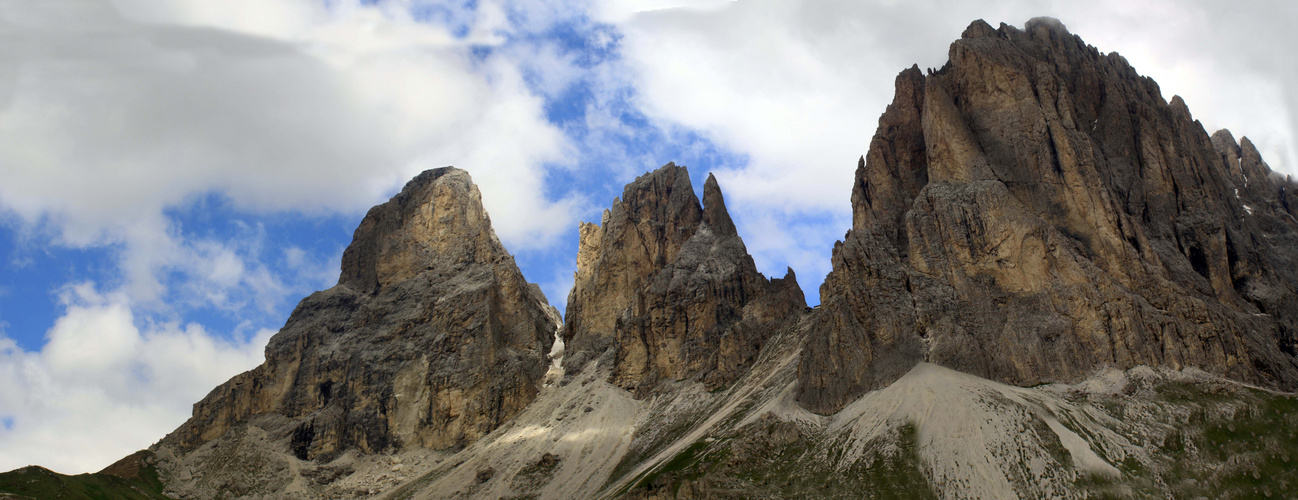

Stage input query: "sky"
[{"left": 1, "top": 0, "right": 1295, "bottom": 474}]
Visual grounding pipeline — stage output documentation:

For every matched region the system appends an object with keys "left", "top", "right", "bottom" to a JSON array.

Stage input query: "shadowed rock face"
[
  {"left": 157, "top": 167, "right": 558, "bottom": 459},
  {"left": 798, "top": 18, "right": 1298, "bottom": 415},
  {"left": 563, "top": 163, "right": 806, "bottom": 395}
]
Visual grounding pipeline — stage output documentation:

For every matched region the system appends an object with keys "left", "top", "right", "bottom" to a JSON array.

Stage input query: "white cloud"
[
  {"left": 282, "top": 245, "right": 342, "bottom": 292},
  {"left": 0, "top": 0, "right": 577, "bottom": 257},
  {"left": 596, "top": 0, "right": 737, "bottom": 24},
  {"left": 540, "top": 266, "right": 577, "bottom": 313},
  {"left": 0, "top": 282, "right": 272, "bottom": 474},
  {"left": 613, "top": 2, "right": 885, "bottom": 213}
]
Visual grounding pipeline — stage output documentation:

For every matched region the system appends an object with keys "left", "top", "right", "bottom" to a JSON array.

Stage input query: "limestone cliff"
[
  {"left": 563, "top": 163, "right": 805, "bottom": 395},
  {"left": 798, "top": 18, "right": 1298, "bottom": 414},
  {"left": 156, "top": 167, "right": 559, "bottom": 461}
]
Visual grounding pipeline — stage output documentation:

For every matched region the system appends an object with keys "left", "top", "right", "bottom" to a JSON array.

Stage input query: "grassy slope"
[
  {"left": 621, "top": 420, "right": 936, "bottom": 500},
  {"left": 0, "top": 453, "right": 169, "bottom": 500},
  {"left": 1085, "top": 382, "right": 1298, "bottom": 499}
]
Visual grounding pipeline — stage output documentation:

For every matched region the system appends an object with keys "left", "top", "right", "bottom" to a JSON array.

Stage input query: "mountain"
[
  {"left": 799, "top": 18, "right": 1298, "bottom": 414},
  {"left": 149, "top": 168, "right": 560, "bottom": 498},
  {"left": 8, "top": 17, "right": 1298, "bottom": 500},
  {"left": 563, "top": 163, "right": 806, "bottom": 395}
]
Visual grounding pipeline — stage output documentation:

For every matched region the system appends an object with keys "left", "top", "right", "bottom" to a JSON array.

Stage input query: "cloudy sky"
[{"left": 0, "top": 0, "right": 1294, "bottom": 474}]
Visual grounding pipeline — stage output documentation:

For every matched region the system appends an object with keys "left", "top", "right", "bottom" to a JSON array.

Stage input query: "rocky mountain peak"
[
  {"left": 617, "top": 161, "right": 704, "bottom": 240},
  {"left": 798, "top": 18, "right": 1298, "bottom": 415},
  {"left": 562, "top": 163, "right": 704, "bottom": 370},
  {"left": 338, "top": 167, "right": 505, "bottom": 293},
  {"left": 564, "top": 163, "right": 805, "bottom": 394},
  {"left": 152, "top": 167, "right": 558, "bottom": 497},
  {"left": 702, "top": 172, "right": 737, "bottom": 237},
  {"left": 960, "top": 18, "right": 998, "bottom": 39}
]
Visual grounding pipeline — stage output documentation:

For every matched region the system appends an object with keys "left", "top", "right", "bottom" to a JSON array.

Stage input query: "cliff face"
[
  {"left": 157, "top": 168, "right": 559, "bottom": 459},
  {"left": 798, "top": 18, "right": 1298, "bottom": 414},
  {"left": 563, "top": 163, "right": 805, "bottom": 395}
]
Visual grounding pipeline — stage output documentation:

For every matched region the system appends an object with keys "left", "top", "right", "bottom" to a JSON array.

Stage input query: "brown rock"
[
  {"left": 476, "top": 466, "right": 495, "bottom": 484},
  {"left": 98, "top": 450, "right": 152, "bottom": 481},
  {"left": 562, "top": 163, "right": 702, "bottom": 373},
  {"left": 564, "top": 164, "right": 806, "bottom": 394},
  {"left": 537, "top": 452, "right": 560, "bottom": 468},
  {"left": 798, "top": 18, "right": 1298, "bottom": 414},
  {"left": 156, "top": 167, "right": 559, "bottom": 458}
]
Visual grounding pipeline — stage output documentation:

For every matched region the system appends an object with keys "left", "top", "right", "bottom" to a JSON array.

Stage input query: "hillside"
[{"left": 0, "top": 452, "right": 168, "bottom": 500}]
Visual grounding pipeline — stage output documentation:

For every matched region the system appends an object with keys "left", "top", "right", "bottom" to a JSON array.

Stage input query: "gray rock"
[
  {"left": 798, "top": 17, "right": 1298, "bottom": 414},
  {"left": 564, "top": 164, "right": 806, "bottom": 395},
  {"left": 156, "top": 167, "right": 559, "bottom": 459},
  {"left": 562, "top": 163, "right": 703, "bottom": 375}
]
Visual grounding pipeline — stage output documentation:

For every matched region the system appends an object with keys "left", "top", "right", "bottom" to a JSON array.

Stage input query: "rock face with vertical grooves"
[
  {"left": 797, "top": 17, "right": 1298, "bottom": 415},
  {"left": 563, "top": 163, "right": 806, "bottom": 395},
  {"left": 156, "top": 167, "right": 559, "bottom": 459}
]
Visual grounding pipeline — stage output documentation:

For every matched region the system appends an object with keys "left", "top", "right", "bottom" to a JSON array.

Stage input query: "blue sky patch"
[{"left": 0, "top": 225, "right": 118, "bottom": 351}]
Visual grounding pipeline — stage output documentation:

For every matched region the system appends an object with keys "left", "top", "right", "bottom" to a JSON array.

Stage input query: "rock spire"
[{"left": 563, "top": 163, "right": 805, "bottom": 394}]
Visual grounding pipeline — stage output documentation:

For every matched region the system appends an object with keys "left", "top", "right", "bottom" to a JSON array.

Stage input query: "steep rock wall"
[
  {"left": 563, "top": 163, "right": 806, "bottom": 395},
  {"left": 157, "top": 168, "right": 559, "bottom": 459},
  {"left": 798, "top": 18, "right": 1298, "bottom": 414}
]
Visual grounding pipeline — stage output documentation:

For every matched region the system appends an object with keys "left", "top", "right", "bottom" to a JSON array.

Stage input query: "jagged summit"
[
  {"left": 562, "top": 162, "right": 703, "bottom": 372},
  {"left": 798, "top": 18, "right": 1298, "bottom": 414},
  {"left": 563, "top": 162, "right": 805, "bottom": 395},
  {"left": 150, "top": 167, "right": 559, "bottom": 498},
  {"left": 702, "top": 172, "right": 738, "bottom": 236},
  {"left": 338, "top": 167, "right": 509, "bottom": 294}
]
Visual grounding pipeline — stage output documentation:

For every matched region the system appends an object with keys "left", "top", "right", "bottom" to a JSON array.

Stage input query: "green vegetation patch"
[
  {"left": 630, "top": 440, "right": 718, "bottom": 495},
  {"left": 1081, "top": 380, "right": 1298, "bottom": 499},
  {"left": 0, "top": 458, "right": 169, "bottom": 500},
  {"left": 1183, "top": 388, "right": 1298, "bottom": 498},
  {"left": 843, "top": 424, "right": 936, "bottom": 500},
  {"left": 621, "top": 418, "right": 936, "bottom": 499},
  {"left": 606, "top": 402, "right": 714, "bottom": 488}
]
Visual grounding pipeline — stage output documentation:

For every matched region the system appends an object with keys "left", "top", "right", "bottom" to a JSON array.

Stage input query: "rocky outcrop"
[
  {"left": 798, "top": 18, "right": 1298, "bottom": 414},
  {"left": 563, "top": 163, "right": 805, "bottom": 394},
  {"left": 156, "top": 167, "right": 559, "bottom": 459},
  {"left": 562, "top": 164, "right": 703, "bottom": 374}
]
